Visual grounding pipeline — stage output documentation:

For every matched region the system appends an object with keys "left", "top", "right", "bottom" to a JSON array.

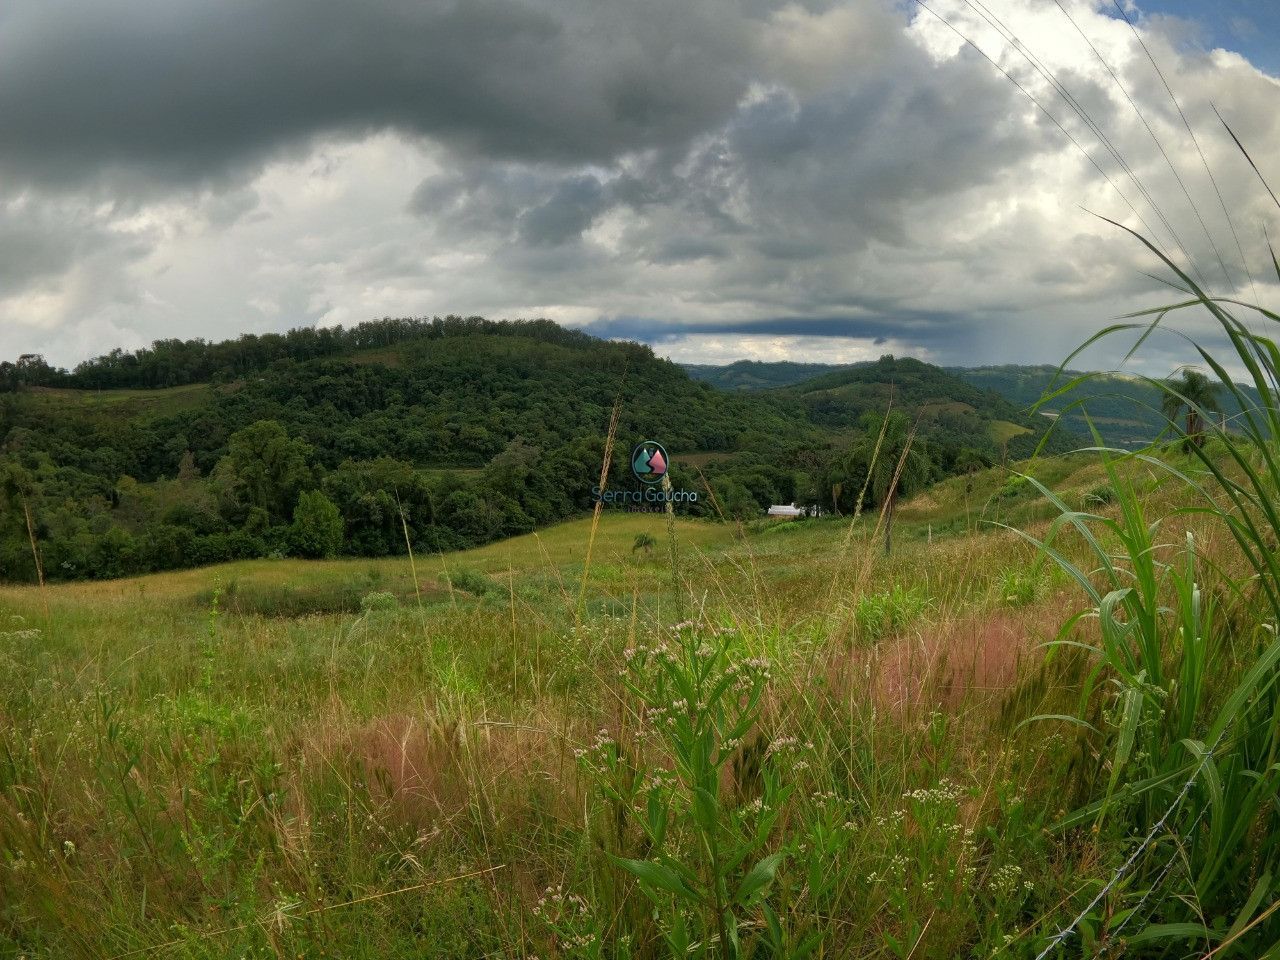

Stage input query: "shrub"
[
  {"left": 446, "top": 567, "right": 494, "bottom": 597},
  {"left": 360, "top": 590, "right": 399, "bottom": 613},
  {"left": 996, "top": 567, "right": 1038, "bottom": 607},
  {"left": 1083, "top": 483, "right": 1115, "bottom": 506},
  {"left": 290, "top": 490, "right": 343, "bottom": 559},
  {"left": 997, "top": 474, "right": 1030, "bottom": 500}
]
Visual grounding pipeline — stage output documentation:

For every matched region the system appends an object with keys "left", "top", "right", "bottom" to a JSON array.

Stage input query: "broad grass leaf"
[
  {"left": 734, "top": 852, "right": 785, "bottom": 906},
  {"left": 609, "top": 856, "right": 698, "bottom": 902}
]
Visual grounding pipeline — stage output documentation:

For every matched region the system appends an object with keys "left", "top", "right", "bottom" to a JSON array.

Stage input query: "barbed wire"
[
  {"left": 1108, "top": 801, "right": 1210, "bottom": 941},
  {"left": 1033, "top": 731, "right": 1224, "bottom": 960}
]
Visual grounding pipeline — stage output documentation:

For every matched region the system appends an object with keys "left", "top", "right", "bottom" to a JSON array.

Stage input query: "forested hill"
[
  {"left": 683, "top": 360, "right": 846, "bottom": 391},
  {"left": 781, "top": 356, "right": 1076, "bottom": 461},
  {"left": 683, "top": 357, "right": 1078, "bottom": 459},
  {"left": 1, "top": 316, "right": 612, "bottom": 392},
  {"left": 686, "top": 358, "right": 1259, "bottom": 448},
  {"left": 951, "top": 365, "right": 1265, "bottom": 448},
  {"left": 1, "top": 323, "right": 822, "bottom": 580},
  {"left": 2, "top": 319, "right": 1074, "bottom": 582}
]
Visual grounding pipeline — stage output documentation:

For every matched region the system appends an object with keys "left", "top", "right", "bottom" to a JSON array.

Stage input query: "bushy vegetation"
[
  {"left": 0, "top": 321, "right": 823, "bottom": 582},
  {"left": 1, "top": 320, "right": 1080, "bottom": 583},
  {"left": 849, "top": 583, "right": 932, "bottom": 641}
]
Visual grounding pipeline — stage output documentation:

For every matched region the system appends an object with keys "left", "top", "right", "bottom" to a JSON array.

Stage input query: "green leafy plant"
[
  {"left": 446, "top": 568, "right": 494, "bottom": 597},
  {"left": 359, "top": 590, "right": 398, "bottom": 613},
  {"left": 1083, "top": 482, "right": 1116, "bottom": 506},
  {"left": 850, "top": 584, "right": 931, "bottom": 643},
  {"left": 290, "top": 489, "right": 344, "bottom": 559},
  {"left": 996, "top": 567, "right": 1039, "bottom": 607},
  {"left": 578, "top": 623, "right": 799, "bottom": 959}
]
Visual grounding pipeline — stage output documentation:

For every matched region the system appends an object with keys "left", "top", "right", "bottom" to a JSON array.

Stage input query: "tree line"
[
  {"left": 0, "top": 319, "right": 1077, "bottom": 582},
  {"left": 0, "top": 316, "right": 599, "bottom": 392}
]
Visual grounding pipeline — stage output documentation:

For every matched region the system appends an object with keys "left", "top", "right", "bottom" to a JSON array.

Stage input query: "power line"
[
  {"left": 959, "top": 0, "right": 1210, "bottom": 289},
  {"left": 1110, "top": 0, "right": 1258, "bottom": 303},
  {"left": 909, "top": 0, "right": 1175, "bottom": 274},
  {"left": 1054, "top": 0, "right": 1237, "bottom": 291}
]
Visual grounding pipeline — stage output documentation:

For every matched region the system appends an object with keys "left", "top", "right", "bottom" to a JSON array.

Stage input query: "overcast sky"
[{"left": 1, "top": 0, "right": 1277, "bottom": 373}]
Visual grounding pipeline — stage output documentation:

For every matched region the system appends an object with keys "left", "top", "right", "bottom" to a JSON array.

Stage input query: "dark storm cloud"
[
  {"left": 4, "top": 0, "right": 1278, "bottom": 372},
  {"left": 408, "top": 32, "right": 1050, "bottom": 261},
  {"left": 584, "top": 312, "right": 980, "bottom": 354},
  {"left": 0, "top": 0, "right": 764, "bottom": 190},
  {"left": 517, "top": 176, "right": 609, "bottom": 246}
]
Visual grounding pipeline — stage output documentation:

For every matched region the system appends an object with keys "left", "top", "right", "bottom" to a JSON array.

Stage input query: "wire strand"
[
  {"left": 959, "top": 0, "right": 1210, "bottom": 289},
  {"left": 1054, "top": 0, "right": 1237, "bottom": 291},
  {"left": 1110, "top": 0, "right": 1258, "bottom": 302}
]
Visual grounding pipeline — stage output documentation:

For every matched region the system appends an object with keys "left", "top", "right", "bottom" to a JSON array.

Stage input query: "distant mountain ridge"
[
  {"left": 950, "top": 364, "right": 1264, "bottom": 448},
  {"left": 685, "top": 358, "right": 1260, "bottom": 447},
  {"left": 776, "top": 356, "right": 1079, "bottom": 460}
]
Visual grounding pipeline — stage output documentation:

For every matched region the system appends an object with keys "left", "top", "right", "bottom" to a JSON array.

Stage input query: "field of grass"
[
  {"left": 20, "top": 383, "right": 223, "bottom": 418},
  {"left": 989, "top": 420, "right": 1031, "bottom": 446},
  {"left": 0, "top": 437, "right": 1276, "bottom": 957},
  {"left": 0, "top": 456, "right": 1152, "bottom": 954}
]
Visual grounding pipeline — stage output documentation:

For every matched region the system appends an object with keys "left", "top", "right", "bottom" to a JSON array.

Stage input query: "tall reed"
[{"left": 1022, "top": 174, "right": 1280, "bottom": 953}]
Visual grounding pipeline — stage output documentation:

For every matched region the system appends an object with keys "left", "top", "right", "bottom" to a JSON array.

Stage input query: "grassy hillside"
[
  {"left": 7, "top": 442, "right": 1272, "bottom": 956},
  {"left": 0, "top": 457, "right": 1113, "bottom": 958}
]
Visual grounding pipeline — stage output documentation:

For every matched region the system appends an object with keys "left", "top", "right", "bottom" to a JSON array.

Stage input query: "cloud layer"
[{"left": 2, "top": 0, "right": 1277, "bottom": 372}]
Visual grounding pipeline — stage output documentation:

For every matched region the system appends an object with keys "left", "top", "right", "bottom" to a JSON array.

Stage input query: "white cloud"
[{"left": 1, "top": 0, "right": 1276, "bottom": 373}]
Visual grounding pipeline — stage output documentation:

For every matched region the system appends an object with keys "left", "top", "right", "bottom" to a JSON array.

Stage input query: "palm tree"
[
  {"left": 1161, "top": 369, "right": 1221, "bottom": 448},
  {"left": 853, "top": 412, "right": 931, "bottom": 556}
]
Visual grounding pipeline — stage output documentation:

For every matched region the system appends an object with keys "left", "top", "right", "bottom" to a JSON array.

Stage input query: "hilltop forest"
[{"left": 0, "top": 317, "right": 1076, "bottom": 582}]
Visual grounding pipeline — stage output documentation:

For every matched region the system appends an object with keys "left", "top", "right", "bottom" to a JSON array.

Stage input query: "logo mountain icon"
[{"left": 631, "top": 441, "right": 669, "bottom": 484}]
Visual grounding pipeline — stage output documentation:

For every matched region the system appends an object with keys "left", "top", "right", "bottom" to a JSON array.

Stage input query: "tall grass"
[
  {"left": 1017, "top": 169, "right": 1280, "bottom": 952},
  {"left": 0, "top": 485, "right": 1109, "bottom": 957}
]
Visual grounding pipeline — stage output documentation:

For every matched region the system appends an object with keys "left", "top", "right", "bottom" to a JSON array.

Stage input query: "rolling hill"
[
  {"left": 950, "top": 364, "right": 1265, "bottom": 448},
  {"left": 779, "top": 356, "right": 1078, "bottom": 460},
  {"left": 2, "top": 320, "right": 1079, "bottom": 581},
  {"left": 684, "top": 360, "right": 846, "bottom": 391},
  {"left": 685, "top": 358, "right": 1261, "bottom": 448}
]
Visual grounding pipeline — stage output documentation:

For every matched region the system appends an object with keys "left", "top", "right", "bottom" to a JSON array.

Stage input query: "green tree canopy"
[
  {"left": 225, "top": 420, "right": 316, "bottom": 523},
  {"left": 291, "top": 490, "right": 343, "bottom": 559}
]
